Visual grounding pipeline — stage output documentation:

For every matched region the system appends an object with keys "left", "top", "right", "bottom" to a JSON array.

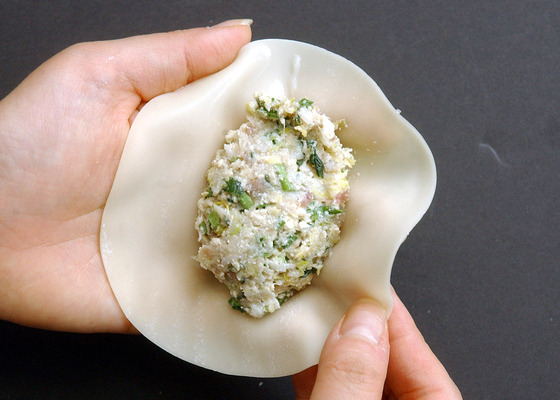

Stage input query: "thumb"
[
  {"left": 106, "top": 19, "right": 253, "bottom": 102},
  {"left": 310, "top": 298, "right": 389, "bottom": 400},
  {"left": 35, "top": 19, "right": 252, "bottom": 107}
]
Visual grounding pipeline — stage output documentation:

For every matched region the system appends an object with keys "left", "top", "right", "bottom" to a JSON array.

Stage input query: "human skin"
[
  {"left": 0, "top": 21, "right": 461, "bottom": 399},
  {"left": 292, "top": 290, "right": 463, "bottom": 399},
  {"left": 0, "top": 20, "right": 252, "bottom": 333}
]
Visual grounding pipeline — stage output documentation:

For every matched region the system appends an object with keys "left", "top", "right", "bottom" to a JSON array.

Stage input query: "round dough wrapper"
[{"left": 100, "top": 39, "right": 436, "bottom": 377}]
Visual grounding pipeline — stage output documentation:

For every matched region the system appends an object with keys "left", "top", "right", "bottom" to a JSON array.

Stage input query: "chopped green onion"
[
  {"left": 198, "top": 221, "right": 208, "bottom": 235},
  {"left": 320, "top": 205, "right": 344, "bottom": 216},
  {"left": 208, "top": 209, "right": 221, "bottom": 231},
  {"left": 238, "top": 192, "right": 254, "bottom": 209},
  {"left": 308, "top": 203, "right": 344, "bottom": 222},
  {"left": 267, "top": 128, "right": 282, "bottom": 144},
  {"left": 266, "top": 109, "right": 279, "bottom": 119},
  {"left": 286, "top": 234, "right": 298, "bottom": 247},
  {"left": 275, "top": 234, "right": 299, "bottom": 249},
  {"left": 274, "top": 163, "right": 295, "bottom": 191},
  {"left": 256, "top": 98, "right": 279, "bottom": 120},
  {"left": 229, "top": 222, "right": 241, "bottom": 235},
  {"left": 223, "top": 177, "right": 254, "bottom": 209}
]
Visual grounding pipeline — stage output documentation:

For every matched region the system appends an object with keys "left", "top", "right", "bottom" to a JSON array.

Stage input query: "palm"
[
  {"left": 0, "top": 48, "right": 139, "bottom": 332},
  {"left": 0, "top": 27, "right": 251, "bottom": 332}
]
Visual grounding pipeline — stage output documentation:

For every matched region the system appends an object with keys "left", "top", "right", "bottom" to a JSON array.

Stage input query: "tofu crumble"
[{"left": 195, "top": 94, "right": 355, "bottom": 318}]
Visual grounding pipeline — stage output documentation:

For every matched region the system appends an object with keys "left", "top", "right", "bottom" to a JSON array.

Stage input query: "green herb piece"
[
  {"left": 301, "top": 267, "right": 318, "bottom": 278},
  {"left": 276, "top": 291, "right": 292, "bottom": 305},
  {"left": 275, "top": 234, "right": 299, "bottom": 249},
  {"left": 223, "top": 177, "right": 254, "bottom": 209},
  {"left": 205, "top": 187, "right": 213, "bottom": 198},
  {"left": 223, "top": 177, "right": 244, "bottom": 197},
  {"left": 198, "top": 221, "right": 208, "bottom": 235},
  {"left": 309, "top": 207, "right": 318, "bottom": 222},
  {"left": 292, "top": 113, "right": 301, "bottom": 126},
  {"left": 267, "top": 128, "right": 281, "bottom": 144},
  {"left": 308, "top": 203, "right": 345, "bottom": 222},
  {"left": 285, "top": 234, "right": 298, "bottom": 248},
  {"left": 229, "top": 222, "right": 241, "bottom": 235},
  {"left": 320, "top": 205, "right": 344, "bottom": 216},
  {"left": 307, "top": 140, "right": 324, "bottom": 178},
  {"left": 238, "top": 192, "right": 254, "bottom": 210},
  {"left": 274, "top": 163, "right": 295, "bottom": 191},
  {"left": 299, "top": 98, "right": 313, "bottom": 108},
  {"left": 296, "top": 260, "right": 310, "bottom": 270},
  {"left": 266, "top": 108, "right": 279, "bottom": 120},
  {"left": 256, "top": 98, "right": 279, "bottom": 120},
  {"left": 207, "top": 209, "right": 221, "bottom": 231},
  {"left": 228, "top": 296, "right": 246, "bottom": 313}
]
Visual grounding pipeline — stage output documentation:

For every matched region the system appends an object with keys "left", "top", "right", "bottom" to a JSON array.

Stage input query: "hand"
[
  {"left": 292, "top": 290, "right": 462, "bottom": 399},
  {"left": 0, "top": 20, "right": 252, "bottom": 333}
]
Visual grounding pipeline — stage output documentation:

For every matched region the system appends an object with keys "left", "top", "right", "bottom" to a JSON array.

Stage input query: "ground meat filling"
[{"left": 195, "top": 94, "right": 355, "bottom": 318}]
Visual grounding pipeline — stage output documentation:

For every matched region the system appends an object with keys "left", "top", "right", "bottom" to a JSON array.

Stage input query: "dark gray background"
[{"left": 1, "top": 1, "right": 559, "bottom": 399}]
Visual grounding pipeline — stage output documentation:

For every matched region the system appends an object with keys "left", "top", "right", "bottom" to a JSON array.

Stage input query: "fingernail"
[
  {"left": 339, "top": 299, "right": 386, "bottom": 345},
  {"left": 212, "top": 19, "right": 253, "bottom": 28}
]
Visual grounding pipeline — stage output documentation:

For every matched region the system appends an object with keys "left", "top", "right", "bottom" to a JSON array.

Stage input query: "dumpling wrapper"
[{"left": 100, "top": 39, "right": 436, "bottom": 377}]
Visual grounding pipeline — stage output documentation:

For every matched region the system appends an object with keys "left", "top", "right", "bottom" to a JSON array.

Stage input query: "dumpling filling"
[{"left": 195, "top": 94, "right": 355, "bottom": 317}]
